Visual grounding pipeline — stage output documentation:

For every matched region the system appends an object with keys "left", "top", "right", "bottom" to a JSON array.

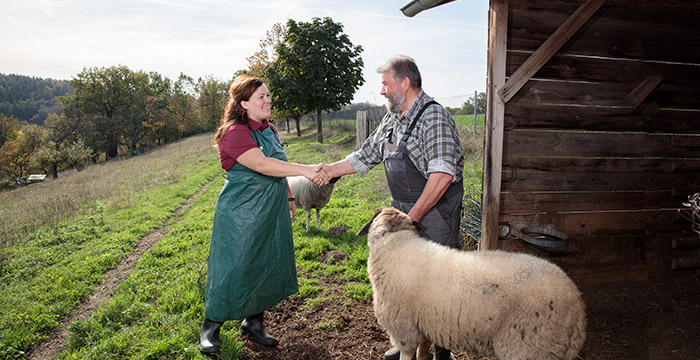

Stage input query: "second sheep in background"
[{"left": 287, "top": 175, "right": 341, "bottom": 231}]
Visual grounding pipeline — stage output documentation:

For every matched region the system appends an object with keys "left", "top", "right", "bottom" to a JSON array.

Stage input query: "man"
[{"left": 322, "top": 55, "right": 464, "bottom": 360}]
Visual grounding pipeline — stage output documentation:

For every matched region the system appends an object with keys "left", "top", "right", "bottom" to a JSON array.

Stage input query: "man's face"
[{"left": 380, "top": 71, "right": 405, "bottom": 114}]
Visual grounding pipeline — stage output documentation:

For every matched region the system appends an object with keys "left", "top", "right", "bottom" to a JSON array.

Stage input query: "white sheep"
[
  {"left": 287, "top": 175, "right": 340, "bottom": 231},
  {"left": 357, "top": 207, "right": 587, "bottom": 360}
]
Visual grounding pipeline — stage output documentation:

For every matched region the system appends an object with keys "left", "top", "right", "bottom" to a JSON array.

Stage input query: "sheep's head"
[
  {"left": 316, "top": 176, "right": 341, "bottom": 190},
  {"left": 356, "top": 207, "right": 420, "bottom": 244}
]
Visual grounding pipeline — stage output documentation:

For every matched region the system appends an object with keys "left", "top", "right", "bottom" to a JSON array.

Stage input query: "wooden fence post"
[{"left": 355, "top": 110, "right": 368, "bottom": 149}]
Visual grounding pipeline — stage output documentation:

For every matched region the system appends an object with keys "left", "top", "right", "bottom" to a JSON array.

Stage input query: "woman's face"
[{"left": 241, "top": 84, "right": 272, "bottom": 121}]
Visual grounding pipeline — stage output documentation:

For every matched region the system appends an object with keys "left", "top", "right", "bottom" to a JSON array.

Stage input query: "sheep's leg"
[
  {"left": 399, "top": 347, "right": 420, "bottom": 360},
  {"left": 416, "top": 339, "right": 431, "bottom": 360},
  {"left": 305, "top": 210, "right": 311, "bottom": 232},
  {"left": 315, "top": 209, "right": 321, "bottom": 230}
]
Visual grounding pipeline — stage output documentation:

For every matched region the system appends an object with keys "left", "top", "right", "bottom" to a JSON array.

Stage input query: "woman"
[{"left": 200, "top": 75, "right": 329, "bottom": 355}]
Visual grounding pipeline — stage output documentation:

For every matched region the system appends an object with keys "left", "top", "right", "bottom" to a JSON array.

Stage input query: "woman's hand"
[
  {"left": 303, "top": 164, "right": 330, "bottom": 185},
  {"left": 289, "top": 199, "right": 296, "bottom": 220},
  {"left": 314, "top": 163, "right": 335, "bottom": 178},
  {"left": 316, "top": 163, "right": 333, "bottom": 183}
]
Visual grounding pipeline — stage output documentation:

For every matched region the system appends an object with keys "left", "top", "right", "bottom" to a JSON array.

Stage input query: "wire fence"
[
  {"left": 292, "top": 105, "right": 387, "bottom": 132},
  {"left": 285, "top": 104, "right": 485, "bottom": 248}
]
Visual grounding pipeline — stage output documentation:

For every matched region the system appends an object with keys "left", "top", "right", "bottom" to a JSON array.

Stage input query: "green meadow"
[{"left": 0, "top": 117, "right": 484, "bottom": 359}]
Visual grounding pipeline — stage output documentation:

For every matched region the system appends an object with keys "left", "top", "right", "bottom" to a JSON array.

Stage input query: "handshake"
[{"left": 304, "top": 163, "right": 334, "bottom": 186}]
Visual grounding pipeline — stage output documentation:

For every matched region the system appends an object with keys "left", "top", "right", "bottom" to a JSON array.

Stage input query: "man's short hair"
[{"left": 376, "top": 55, "right": 422, "bottom": 89}]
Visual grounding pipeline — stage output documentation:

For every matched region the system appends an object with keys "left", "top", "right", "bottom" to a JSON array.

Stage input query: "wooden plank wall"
[{"left": 497, "top": 0, "right": 700, "bottom": 286}]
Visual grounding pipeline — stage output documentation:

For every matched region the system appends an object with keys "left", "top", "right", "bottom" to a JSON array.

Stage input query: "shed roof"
[{"left": 400, "top": 0, "right": 456, "bottom": 17}]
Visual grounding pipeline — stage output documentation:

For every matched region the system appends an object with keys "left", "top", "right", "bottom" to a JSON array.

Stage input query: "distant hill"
[{"left": 0, "top": 73, "right": 72, "bottom": 125}]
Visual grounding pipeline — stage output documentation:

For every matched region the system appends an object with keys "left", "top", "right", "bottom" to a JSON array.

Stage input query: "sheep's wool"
[
  {"left": 366, "top": 207, "right": 586, "bottom": 360},
  {"left": 287, "top": 176, "right": 338, "bottom": 231}
]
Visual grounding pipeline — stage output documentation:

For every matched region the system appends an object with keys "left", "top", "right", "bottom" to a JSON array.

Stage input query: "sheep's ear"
[
  {"left": 329, "top": 176, "right": 341, "bottom": 184},
  {"left": 412, "top": 221, "right": 423, "bottom": 232},
  {"left": 356, "top": 208, "right": 383, "bottom": 236}
]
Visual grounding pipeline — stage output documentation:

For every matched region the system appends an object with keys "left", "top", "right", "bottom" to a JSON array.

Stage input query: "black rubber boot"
[
  {"left": 240, "top": 312, "right": 278, "bottom": 347},
  {"left": 434, "top": 344, "right": 451, "bottom": 360},
  {"left": 199, "top": 318, "right": 223, "bottom": 356}
]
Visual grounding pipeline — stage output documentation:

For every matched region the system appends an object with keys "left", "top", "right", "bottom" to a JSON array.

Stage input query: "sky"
[{"left": 1, "top": 0, "right": 488, "bottom": 108}]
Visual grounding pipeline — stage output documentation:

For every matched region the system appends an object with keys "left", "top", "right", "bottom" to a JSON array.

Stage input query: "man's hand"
[
  {"left": 407, "top": 172, "right": 453, "bottom": 222},
  {"left": 315, "top": 163, "right": 335, "bottom": 178}
]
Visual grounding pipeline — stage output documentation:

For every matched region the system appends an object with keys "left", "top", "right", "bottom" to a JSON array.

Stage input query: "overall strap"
[
  {"left": 401, "top": 100, "right": 439, "bottom": 144},
  {"left": 247, "top": 121, "right": 264, "bottom": 149}
]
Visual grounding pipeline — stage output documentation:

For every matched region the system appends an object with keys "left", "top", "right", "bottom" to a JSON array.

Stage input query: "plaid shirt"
[{"left": 347, "top": 91, "right": 464, "bottom": 183}]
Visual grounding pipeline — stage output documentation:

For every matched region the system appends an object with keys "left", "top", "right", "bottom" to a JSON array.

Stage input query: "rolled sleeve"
[
  {"left": 427, "top": 158, "right": 458, "bottom": 178},
  {"left": 346, "top": 153, "right": 372, "bottom": 176},
  {"left": 346, "top": 117, "right": 391, "bottom": 176}
]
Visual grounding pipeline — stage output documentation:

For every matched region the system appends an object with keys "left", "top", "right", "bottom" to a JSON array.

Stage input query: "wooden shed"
[{"left": 481, "top": 0, "right": 700, "bottom": 287}]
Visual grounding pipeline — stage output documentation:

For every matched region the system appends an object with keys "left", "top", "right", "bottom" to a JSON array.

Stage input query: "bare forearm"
[
  {"left": 328, "top": 159, "right": 356, "bottom": 177},
  {"left": 407, "top": 172, "right": 453, "bottom": 222},
  {"left": 249, "top": 156, "right": 312, "bottom": 177},
  {"left": 237, "top": 148, "right": 329, "bottom": 184}
]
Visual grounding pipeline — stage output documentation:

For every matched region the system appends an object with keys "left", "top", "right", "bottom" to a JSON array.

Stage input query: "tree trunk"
[
  {"left": 295, "top": 117, "right": 302, "bottom": 137},
  {"left": 52, "top": 142, "right": 60, "bottom": 179},
  {"left": 107, "top": 144, "right": 118, "bottom": 160},
  {"left": 316, "top": 109, "right": 323, "bottom": 143},
  {"left": 286, "top": 118, "right": 290, "bottom": 134}
]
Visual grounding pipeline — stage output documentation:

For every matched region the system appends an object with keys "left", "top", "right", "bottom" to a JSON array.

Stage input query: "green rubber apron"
[{"left": 204, "top": 123, "right": 298, "bottom": 321}]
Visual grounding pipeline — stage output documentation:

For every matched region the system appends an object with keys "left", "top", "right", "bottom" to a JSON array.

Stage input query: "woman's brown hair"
[{"left": 214, "top": 75, "right": 265, "bottom": 145}]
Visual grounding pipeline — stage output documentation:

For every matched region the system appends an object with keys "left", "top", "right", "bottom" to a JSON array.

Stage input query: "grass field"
[{"left": 0, "top": 118, "right": 484, "bottom": 359}]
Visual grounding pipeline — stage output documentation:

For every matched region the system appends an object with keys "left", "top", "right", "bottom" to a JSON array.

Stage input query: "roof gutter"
[{"left": 400, "top": 0, "right": 457, "bottom": 17}]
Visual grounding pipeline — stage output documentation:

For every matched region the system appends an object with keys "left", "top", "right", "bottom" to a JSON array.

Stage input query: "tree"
[
  {"left": 30, "top": 139, "right": 92, "bottom": 176},
  {"left": 43, "top": 112, "right": 84, "bottom": 178},
  {"left": 139, "top": 72, "right": 172, "bottom": 149},
  {"left": 0, "top": 114, "right": 19, "bottom": 163},
  {"left": 196, "top": 75, "right": 228, "bottom": 132},
  {"left": 60, "top": 140, "right": 93, "bottom": 170},
  {"left": 0, "top": 114, "right": 20, "bottom": 182},
  {"left": 0, "top": 73, "right": 71, "bottom": 125},
  {"left": 478, "top": 92, "right": 487, "bottom": 114},
  {"left": 120, "top": 71, "right": 152, "bottom": 155},
  {"left": 60, "top": 65, "right": 169, "bottom": 159},
  {"left": 170, "top": 73, "right": 198, "bottom": 138},
  {"left": 247, "top": 23, "right": 287, "bottom": 78},
  {"left": 246, "top": 23, "right": 297, "bottom": 133},
  {"left": 456, "top": 92, "right": 487, "bottom": 115},
  {"left": 28, "top": 140, "right": 59, "bottom": 176},
  {"left": 266, "top": 17, "right": 364, "bottom": 142},
  {"left": 62, "top": 65, "right": 145, "bottom": 159},
  {"left": 2, "top": 124, "right": 46, "bottom": 182}
]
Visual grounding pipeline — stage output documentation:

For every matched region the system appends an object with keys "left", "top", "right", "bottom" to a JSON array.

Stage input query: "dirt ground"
[{"left": 241, "top": 270, "right": 700, "bottom": 360}]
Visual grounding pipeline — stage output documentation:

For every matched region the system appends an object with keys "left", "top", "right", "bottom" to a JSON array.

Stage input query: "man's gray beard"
[{"left": 387, "top": 94, "right": 405, "bottom": 114}]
